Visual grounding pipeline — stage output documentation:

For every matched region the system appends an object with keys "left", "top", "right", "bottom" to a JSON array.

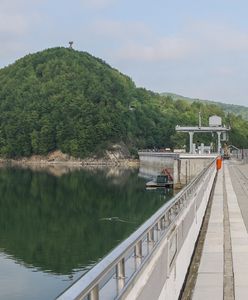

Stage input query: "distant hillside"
[
  {"left": 0, "top": 47, "right": 248, "bottom": 158},
  {"left": 0, "top": 47, "right": 175, "bottom": 158},
  {"left": 161, "top": 92, "right": 198, "bottom": 102},
  {"left": 162, "top": 92, "right": 248, "bottom": 121}
]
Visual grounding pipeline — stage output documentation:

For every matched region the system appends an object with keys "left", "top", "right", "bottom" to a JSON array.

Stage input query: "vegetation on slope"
[
  {"left": 162, "top": 92, "right": 248, "bottom": 121},
  {"left": 0, "top": 47, "right": 248, "bottom": 158}
]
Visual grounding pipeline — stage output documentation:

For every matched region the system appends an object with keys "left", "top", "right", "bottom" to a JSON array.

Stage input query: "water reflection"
[{"left": 0, "top": 165, "right": 173, "bottom": 299}]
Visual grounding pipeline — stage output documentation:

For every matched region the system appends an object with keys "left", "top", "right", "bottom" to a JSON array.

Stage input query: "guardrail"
[
  {"left": 57, "top": 159, "right": 216, "bottom": 300},
  {"left": 231, "top": 149, "right": 248, "bottom": 162}
]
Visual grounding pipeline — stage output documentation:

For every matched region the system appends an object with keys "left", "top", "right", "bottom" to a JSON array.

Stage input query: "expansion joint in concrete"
[
  {"left": 179, "top": 173, "right": 217, "bottom": 300},
  {"left": 223, "top": 169, "right": 235, "bottom": 300}
]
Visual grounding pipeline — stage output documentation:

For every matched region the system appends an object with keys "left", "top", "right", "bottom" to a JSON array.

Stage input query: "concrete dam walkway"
[
  {"left": 57, "top": 157, "right": 248, "bottom": 300},
  {"left": 185, "top": 161, "right": 248, "bottom": 300}
]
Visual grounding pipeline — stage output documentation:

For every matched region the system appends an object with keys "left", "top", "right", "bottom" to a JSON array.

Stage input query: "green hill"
[
  {"left": 162, "top": 92, "right": 248, "bottom": 121},
  {"left": 0, "top": 47, "right": 172, "bottom": 158},
  {"left": 0, "top": 47, "right": 248, "bottom": 158}
]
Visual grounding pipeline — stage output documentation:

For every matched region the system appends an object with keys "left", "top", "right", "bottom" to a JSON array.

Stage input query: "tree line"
[{"left": 0, "top": 47, "right": 248, "bottom": 158}]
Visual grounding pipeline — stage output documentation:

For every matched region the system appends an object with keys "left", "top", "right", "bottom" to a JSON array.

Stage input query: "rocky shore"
[{"left": 0, "top": 149, "right": 140, "bottom": 168}]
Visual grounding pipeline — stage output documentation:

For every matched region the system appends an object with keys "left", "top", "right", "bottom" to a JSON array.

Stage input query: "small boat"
[{"left": 146, "top": 174, "right": 173, "bottom": 189}]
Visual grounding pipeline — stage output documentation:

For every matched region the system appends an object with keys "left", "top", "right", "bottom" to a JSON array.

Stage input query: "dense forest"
[
  {"left": 0, "top": 47, "right": 248, "bottom": 158},
  {"left": 162, "top": 92, "right": 248, "bottom": 121}
]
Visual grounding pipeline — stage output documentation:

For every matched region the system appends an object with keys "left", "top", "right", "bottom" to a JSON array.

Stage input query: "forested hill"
[
  {"left": 162, "top": 92, "right": 248, "bottom": 121},
  {"left": 0, "top": 47, "right": 248, "bottom": 159}
]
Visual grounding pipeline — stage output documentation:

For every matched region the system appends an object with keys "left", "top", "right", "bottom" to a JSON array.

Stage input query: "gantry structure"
[{"left": 175, "top": 115, "right": 231, "bottom": 154}]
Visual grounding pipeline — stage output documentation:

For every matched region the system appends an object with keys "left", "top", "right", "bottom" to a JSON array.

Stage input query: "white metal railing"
[
  {"left": 57, "top": 159, "right": 216, "bottom": 300},
  {"left": 230, "top": 148, "right": 248, "bottom": 162}
]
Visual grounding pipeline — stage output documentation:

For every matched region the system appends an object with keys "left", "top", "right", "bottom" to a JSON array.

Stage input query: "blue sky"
[{"left": 1, "top": 0, "right": 248, "bottom": 106}]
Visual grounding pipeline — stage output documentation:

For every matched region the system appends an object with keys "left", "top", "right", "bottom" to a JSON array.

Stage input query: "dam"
[
  {"left": 57, "top": 142, "right": 248, "bottom": 300},
  {"left": 57, "top": 153, "right": 216, "bottom": 299},
  {"left": 57, "top": 149, "right": 248, "bottom": 300}
]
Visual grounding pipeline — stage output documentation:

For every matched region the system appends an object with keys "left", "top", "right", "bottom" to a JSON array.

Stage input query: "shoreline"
[
  {"left": 0, "top": 149, "right": 140, "bottom": 168},
  {"left": 0, "top": 157, "right": 140, "bottom": 177},
  {"left": 0, "top": 157, "right": 140, "bottom": 168}
]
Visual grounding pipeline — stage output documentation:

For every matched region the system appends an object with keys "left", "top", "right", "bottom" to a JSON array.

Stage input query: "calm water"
[{"left": 0, "top": 165, "right": 173, "bottom": 300}]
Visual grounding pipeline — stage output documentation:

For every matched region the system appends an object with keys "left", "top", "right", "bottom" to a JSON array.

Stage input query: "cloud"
[
  {"left": 214, "top": 66, "right": 234, "bottom": 76},
  {"left": 189, "top": 21, "right": 248, "bottom": 53},
  {"left": 89, "top": 20, "right": 151, "bottom": 39},
  {"left": 0, "top": 40, "right": 24, "bottom": 56},
  {"left": 80, "top": 0, "right": 116, "bottom": 9},
  {"left": 0, "top": 0, "right": 44, "bottom": 13},
  {"left": 108, "top": 20, "right": 248, "bottom": 63},
  {"left": 0, "top": 13, "right": 28, "bottom": 35},
  {"left": 115, "top": 37, "right": 196, "bottom": 62},
  {"left": 0, "top": 0, "right": 45, "bottom": 66},
  {"left": 0, "top": 0, "right": 44, "bottom": 36},
  {"left": 86, "top": 19, "right": 196, "bottom": 63}
]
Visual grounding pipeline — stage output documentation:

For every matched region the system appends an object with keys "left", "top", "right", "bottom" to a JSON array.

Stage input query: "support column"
[
  {"left": 217, "top": 132, "right": 221, "bottom": 154},
  {"left": 189, "top": 132, "right": 194, "bottom": 154}
]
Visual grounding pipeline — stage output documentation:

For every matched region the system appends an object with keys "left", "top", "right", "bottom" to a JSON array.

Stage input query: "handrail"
[{"left": 57, "top": 159, "right": 216, "bottom": 300}]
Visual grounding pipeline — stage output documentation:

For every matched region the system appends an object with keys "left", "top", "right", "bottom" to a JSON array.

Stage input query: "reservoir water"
[{"left": 0, "top": 165, "right": 173, "bottom": 300}]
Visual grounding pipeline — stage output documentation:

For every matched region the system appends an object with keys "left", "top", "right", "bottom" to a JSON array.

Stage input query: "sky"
[{"left": 1, "top": 0, "right": 248, "bottom": 106}]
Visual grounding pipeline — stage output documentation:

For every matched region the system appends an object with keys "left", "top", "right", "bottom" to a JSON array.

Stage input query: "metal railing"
[
  {"left": 231, "top": 149, "right": 248, "bottom": 162},
  {"left": 57, "top": 159, "right": 216, "bottom": 300}
]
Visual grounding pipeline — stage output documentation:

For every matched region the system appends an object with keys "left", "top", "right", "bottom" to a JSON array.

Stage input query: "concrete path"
[
  {"left": 229, "top": 163, "right": 248, "bottom": 232},
  {"left": 227, "top": 163, "right": 248, "bottom": 299},
  {"left": 192, "top": 161, "right": 248, "bottom": 300},
  {"left": 192, "top": 167, "right": 224, "bottom": 300}
]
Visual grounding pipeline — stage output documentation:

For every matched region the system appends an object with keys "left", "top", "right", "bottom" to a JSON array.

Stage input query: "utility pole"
[{"left": 198, "top": 111, "right": 202, "bottom": 127}]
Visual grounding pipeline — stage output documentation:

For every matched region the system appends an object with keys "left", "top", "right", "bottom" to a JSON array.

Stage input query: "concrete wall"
[
  {"left": 138, "top": 152, "right": 178, "bottom": 180},
  {"left": 122, "top": 163, "right": 216, "bottom": 300},
  {"left": 139, "top": 151, "right": 216, "bottom": 187},
  {"left": 174, "top": 154, "right": 217, "bottom": 186}
]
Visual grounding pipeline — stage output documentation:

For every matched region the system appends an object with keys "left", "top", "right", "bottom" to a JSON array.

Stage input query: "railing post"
[
  {"left": 164, "top": 211, "right": 170, "bottom": 228},
  {"left": 183, "top": 193, "right": 187, "bottom": 207},
  {"left": 157, "top": 218, "right": 162, "bottom": 231},
  {"left": 116, "top": 258, "right": 125, "bottom": 294},
  {"left": 170, "top": 207, "right": 176, "bottom": 220},
  {"left": 161, "top": 215, "right": 166, "bottom": 230},
  {"left": 134, "top": 240, "right": 142, "bottom": 270},
  {"left": 174, "top": 203, "right": 179, "bottom": 216},
  {"left": 147, "top": 228, "right": 155, "bottom": 253},
  {"left": 180, "top": 198, "right": 184, "bottom": 209},
  {"left": 89, "top": 286, "right": 99, "bottom": 300},
  {"left": 148, "top": 228, "right": 154, "bottom": 242}
]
